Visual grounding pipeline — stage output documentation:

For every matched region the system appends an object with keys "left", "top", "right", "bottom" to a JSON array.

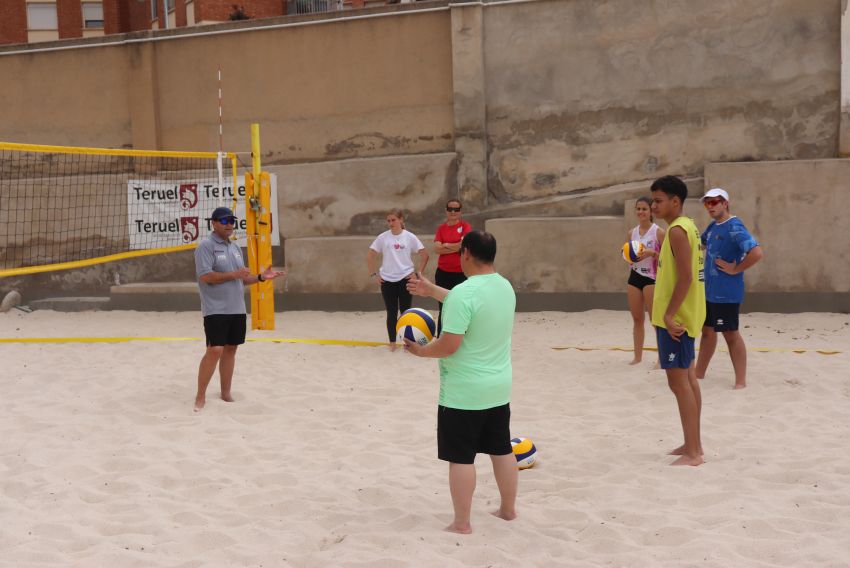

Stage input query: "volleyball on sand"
[
  {"left": 396, "top": 308, "right": 436, "bottom": 346},
  {"left": 511, "top": 437, "right": 538, "bottom": 469}
]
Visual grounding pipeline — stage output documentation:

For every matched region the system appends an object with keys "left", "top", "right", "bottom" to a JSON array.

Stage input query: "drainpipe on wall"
[{"left": 841, "top": 0, "right": 849, "bottom": 156}]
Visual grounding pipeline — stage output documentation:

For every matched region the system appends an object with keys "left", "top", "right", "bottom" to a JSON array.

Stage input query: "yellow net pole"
[{"left": 247, "top": 124, "right": 275, "bottom": 330}]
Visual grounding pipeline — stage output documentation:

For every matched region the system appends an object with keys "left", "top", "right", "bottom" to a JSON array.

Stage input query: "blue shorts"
[{"left": 655, "top": 326, "right": 695, "bottom": 369}]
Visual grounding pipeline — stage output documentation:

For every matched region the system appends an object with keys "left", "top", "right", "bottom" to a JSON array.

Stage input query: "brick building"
[{"left": 0, "top": 0, "right": 395, "bottom": 46}]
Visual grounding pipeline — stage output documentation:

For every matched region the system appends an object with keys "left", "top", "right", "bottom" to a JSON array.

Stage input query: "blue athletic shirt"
[{"left": 701, "top": 216, "right": 759, "bottom": 304}]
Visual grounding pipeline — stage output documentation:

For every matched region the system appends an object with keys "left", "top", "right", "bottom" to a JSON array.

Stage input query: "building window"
[
  {"left": 166, "top": 0, "right": 175, "bottom": 12},
  {"left": 27, "top": 3, "right": 58, "bottom": 30},
  {"left": 82, "top": 2, "right": 104, "bottom": 29},
  {"left": 151, "top": 0, "right": 158, "bottom": 20}
]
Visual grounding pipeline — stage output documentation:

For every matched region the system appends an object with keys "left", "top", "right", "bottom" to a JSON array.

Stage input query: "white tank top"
[{"left": 630, "top": 223, "right": 660, "bottom": 280}]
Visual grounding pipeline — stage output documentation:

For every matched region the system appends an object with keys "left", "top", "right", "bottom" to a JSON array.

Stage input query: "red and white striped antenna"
[
  {"left": 217, "top": 65, "right": 224, "bottom": 153},
  {"left": 216, "top": 65, "right": 225, "bottom": 204}
]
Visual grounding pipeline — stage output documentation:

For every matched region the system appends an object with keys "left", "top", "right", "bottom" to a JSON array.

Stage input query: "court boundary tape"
[
  {"left": 551, "top": 346, "right": 842, "bottom": 355},
  {"left": 0, "top": 336, "right": 388, "bottom": 347},
  {"left": 1, "top": 337, "right": 841, "bottom": 354}
]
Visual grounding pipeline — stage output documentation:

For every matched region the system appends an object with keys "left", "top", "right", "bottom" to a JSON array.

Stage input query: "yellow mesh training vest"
[{"left": 651, "top": 216, "right": 706, "bottom": 338}]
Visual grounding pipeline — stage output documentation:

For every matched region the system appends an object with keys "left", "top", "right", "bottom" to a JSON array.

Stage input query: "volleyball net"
[{"left": 0, "top": 142, "right": 240, "bottom": 278}]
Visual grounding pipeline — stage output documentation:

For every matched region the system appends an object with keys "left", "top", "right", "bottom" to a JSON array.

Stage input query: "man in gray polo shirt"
[{"left": 193, "top": 206, "right": 284, "bottom": 412}]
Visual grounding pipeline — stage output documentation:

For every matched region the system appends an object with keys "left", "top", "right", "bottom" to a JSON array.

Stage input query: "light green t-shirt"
[{"left": 438, "top": 273, "right": 516, "bottom": 410}]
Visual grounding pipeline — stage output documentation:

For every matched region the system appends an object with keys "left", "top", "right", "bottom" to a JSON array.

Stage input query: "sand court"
[{"left": 2, "top": 309, "right": 849, "bottom": 566}]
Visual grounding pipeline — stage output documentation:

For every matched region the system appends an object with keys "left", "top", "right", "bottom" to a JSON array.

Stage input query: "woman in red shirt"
[{"left": 432, "top": 198, "right": 472, "bottom": 335}]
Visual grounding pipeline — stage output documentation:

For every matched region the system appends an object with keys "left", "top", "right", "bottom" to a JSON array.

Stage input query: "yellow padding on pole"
[
  {"left": 0, "top": 336, "right": 388, "bottom": 347},
  {"left": 551, "top": 346, "right": 841, "bottom": 355}
]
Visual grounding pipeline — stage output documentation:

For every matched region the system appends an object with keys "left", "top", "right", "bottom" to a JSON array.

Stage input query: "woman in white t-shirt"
[
  {"left": 625, "top": 196, "right": 665, "bottom": 365},
  {"left": 367, "top": 209, "right": 429, "bottom": 349}
]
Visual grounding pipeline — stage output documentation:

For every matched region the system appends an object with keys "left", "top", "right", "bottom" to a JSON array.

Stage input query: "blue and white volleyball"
[
  {"left": 511, "top": 437, "right": 537, "bottom": 469},
  {"left": 396, "top": 308, "right": 436, "bottom": 345},
  {"left": 622, "top": 239, "right": 645, "bottom": 264}
]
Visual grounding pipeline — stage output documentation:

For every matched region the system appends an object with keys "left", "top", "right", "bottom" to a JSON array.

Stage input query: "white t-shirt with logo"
[{"left": 369, "top": 229, "right": 425, "bottom": 282}]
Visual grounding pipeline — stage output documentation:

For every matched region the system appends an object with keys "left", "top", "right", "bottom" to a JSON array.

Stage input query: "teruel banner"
[{"left": 127, "top": 174, "right": 280, "bottom": 249}]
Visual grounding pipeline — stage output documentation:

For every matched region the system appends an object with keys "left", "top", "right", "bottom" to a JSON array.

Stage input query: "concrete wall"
[
  {"left": 450, "top": 2, "right": 488, "bottom": 209},
  {"left": 483, "top": 158, "right": 850, "bottom": 299},
  {"left": 285, "top": 235, "right": 437, "bottom": 294},
  {"left": 705, "top": 159, "right": 850, "bottom": 294},
  {"left": 486, "top": 216, "right": 624, "bottom": 293},
  {"left": 0, "top": 45, "right": 131, "bottom": 147},
  {"left": 0, "top": 4, "right": 455, "bottom": 160},
  {"left": 481, "top": 0, "right": 842, "bottom": 203},
  {"left": 270, "top": 152, "right": 457, "bottom": 238},
  {"left": 1, "top": 0, "right": 842, "bottom": 183},
  {"left": 152, "top": 9, "right": 454, "bottom": 161}
]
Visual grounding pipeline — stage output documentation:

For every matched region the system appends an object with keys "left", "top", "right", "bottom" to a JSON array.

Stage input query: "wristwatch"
[{"left": 257, "top": 273, "right": 265, "bottom": 282}]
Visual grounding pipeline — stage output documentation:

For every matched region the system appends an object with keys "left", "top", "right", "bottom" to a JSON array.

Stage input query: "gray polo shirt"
[{"left": 194, "top": 233, "right": 247, "bottom": 316}]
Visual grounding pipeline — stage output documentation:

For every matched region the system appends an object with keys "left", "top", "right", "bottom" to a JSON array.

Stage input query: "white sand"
[{"left": 2, "top": 309, "right": 849, "bottom": 567}]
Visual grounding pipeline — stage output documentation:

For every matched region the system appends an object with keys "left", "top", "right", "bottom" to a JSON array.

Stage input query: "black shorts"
[
  {"left": 437, "top": 403, "right": 512, "bottom": 464},
  {"left": 704, "top": 302, "right": 740, "bottom": 332},
  {"left": 627, "top": 270, "right": 656, "bottom": 290},
  {"left": 203, "top": 314, "right": 247, "bottom": 346}
]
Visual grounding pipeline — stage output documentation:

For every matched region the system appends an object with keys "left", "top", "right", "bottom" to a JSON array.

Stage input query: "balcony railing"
[{"left": 288, "top": 0, "right": 344, "bottom": 15}]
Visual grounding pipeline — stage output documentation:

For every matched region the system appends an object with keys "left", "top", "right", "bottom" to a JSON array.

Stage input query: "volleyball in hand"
[
  {"left": 511, "top": 437, "right": 538, "bottom": 469},
  {"left": 396, "top": 308, "right": 436, "bottom": 346},
  {"left": 622, "top": 240, "right": 645, "bottom": 264}
]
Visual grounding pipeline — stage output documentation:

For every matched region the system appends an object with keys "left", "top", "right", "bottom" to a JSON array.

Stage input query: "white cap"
[{"left": 700, "top": 188, "right": 729, "bottom": 202}]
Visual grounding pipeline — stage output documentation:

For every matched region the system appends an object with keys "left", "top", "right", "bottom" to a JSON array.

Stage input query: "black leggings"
[
  {"left": 435, "top": 268, "right": 467, "bottom": 336},
  {"left": 381, "top": 277, "right": 412, "bottom": 342}
]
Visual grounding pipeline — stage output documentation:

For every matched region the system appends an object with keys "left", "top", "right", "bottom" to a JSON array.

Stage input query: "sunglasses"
[
  {"left": 216, "top": 217, "right": 237, "bottom": 225},
  {"left": 446, "top": 207, "right": 462, "bottom": 212},
  {"left": 702, "top": 198, "right": 724, "bottom": 207}
]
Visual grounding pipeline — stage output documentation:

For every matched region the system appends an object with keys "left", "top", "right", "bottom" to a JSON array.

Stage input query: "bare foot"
[
  {"left": 734, "top": 383, "right": 746, "bottom": 390},
  {"left": 491, "top": 509, "right": 517, "bottom": 521},
  {"left": 668, "top": 444, "right": 704, "bottom": 456},
  {"left": 444, "top": 522, "right": 472, "bottom": 534},
  {"left": 388, "top": 343, "right": 398, "bottom": 352},
  {"left": 670, "top": 454, "right": 704, "bottom": 466},
  {"left": 652, "top": 361, "right": 661, "bottom": 370},
  {"left": 628, "top": 358, "right": 642, "bottom": 365},
  {"left": 193, "top": 398, "right": 205, "bottom": 412},
  {"left": 221, "top": 393, "right": 234, "bottom": 402},
  {"left": 668, "top": 444, "right": 685, "bottom": 455}
]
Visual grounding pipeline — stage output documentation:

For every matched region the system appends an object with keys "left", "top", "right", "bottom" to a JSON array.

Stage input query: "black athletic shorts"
[
  {"left": 704, "top": 302, "right": 740, "bottom": 332},
  {"left": 203, "top": 314, "right": 247, "bottom": 346},
  {"left": 627, "top": 270, "right": 656, "bottom": 290},
  {"left": 437, "top": 403, "right": 512, "bottom": 464}
]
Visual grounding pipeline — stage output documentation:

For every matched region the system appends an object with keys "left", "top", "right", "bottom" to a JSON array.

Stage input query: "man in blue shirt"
[{"left": 695, "top": 189, "right": 763, "bottom": 389}]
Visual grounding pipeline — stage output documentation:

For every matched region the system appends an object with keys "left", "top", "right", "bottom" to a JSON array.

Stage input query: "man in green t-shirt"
[
  {"left": 405, "top": 230, "right": 518, "bottom": 534},
  {"left": 650, "top": 176, "right": 706, "bottom": 467}
]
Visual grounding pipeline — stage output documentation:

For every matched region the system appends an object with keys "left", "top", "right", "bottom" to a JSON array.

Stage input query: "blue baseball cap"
[{"left": 210, "top": 207, "right": 237, "bottom": 221}]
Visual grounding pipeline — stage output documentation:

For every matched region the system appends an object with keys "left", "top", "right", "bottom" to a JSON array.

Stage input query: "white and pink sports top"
[{"left": 630, "top": 223, "right": 660, "bottom": 280}]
